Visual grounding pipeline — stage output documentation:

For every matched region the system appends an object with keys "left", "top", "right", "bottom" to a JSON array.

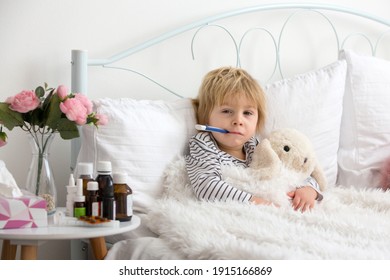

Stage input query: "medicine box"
[{"left": 0, "top": 194, "right": 48, "bottom": 229}]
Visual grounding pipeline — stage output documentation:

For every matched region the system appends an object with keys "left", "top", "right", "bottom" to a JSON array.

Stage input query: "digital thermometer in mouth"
[{"left": 195, "top": 124, "right": 229, "bottom": 134}]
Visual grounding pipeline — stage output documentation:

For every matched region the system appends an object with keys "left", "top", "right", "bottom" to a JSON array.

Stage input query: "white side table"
[{"left": 0, "top": 214, "right": 140, "bottom": 260}]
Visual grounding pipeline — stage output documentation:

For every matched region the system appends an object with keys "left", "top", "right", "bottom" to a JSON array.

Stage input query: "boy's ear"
[{"left": 192, "top": 99, "right": 200, "bottom": 122}]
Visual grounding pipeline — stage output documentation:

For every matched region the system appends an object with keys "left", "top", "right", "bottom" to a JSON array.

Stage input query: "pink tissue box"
[{"left": 0, "top": 194, "right": 48, "bottom": 229}]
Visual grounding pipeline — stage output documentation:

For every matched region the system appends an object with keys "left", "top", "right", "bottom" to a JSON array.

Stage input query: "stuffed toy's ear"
[
  {"left": 310, "top": 159, "right": 327, "bottom": 191},
  {"left": 250, "top": 139, "right": 281, "bottom": 180}
]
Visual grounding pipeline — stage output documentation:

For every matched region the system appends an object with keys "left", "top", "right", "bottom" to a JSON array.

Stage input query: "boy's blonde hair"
[{"left": 193, "top": 66, "right": 267, "bottom": 133}]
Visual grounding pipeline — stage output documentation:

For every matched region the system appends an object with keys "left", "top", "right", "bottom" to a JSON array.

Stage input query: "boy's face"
[{"left": 208, "top": 93, "right": 258, "bottom": 157}]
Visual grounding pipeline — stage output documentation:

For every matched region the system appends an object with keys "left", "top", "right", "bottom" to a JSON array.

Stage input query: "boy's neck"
[{"left": 219, "top": 145, "right": 246, "bottom": 160}]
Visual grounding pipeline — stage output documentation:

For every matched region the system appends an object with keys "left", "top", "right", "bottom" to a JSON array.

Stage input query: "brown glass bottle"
[
  {"left": 77, "top": 162, "right": 94, "bottom": 197},
  {"left": 96, "top": 161, "right": 115, "bottom": 220},
  {"left": 86, "top": 181, "right": 100, "bottom": 217},
  {"left": 113, "top": 173, "right": 133, "bottom": 222}
]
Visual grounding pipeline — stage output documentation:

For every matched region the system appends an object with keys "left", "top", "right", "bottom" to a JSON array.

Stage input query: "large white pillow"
[
  {"left": 337, "top": 50, "right": 390, "bottom": 188},
  {"left": 76, "top": 98, "right": 197, "bottom": 214},
  {"left": 263, "top": 60, "right": 347, "bottom": 188}
]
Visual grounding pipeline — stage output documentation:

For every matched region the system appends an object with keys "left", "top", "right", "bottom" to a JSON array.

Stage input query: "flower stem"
[{"left": 31, "top": 131, "right": 52, "bottom": 196}]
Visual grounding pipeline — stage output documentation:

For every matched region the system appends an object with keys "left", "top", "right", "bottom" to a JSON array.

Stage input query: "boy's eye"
[
  {"left": 244, "top": 111, "right": 254, "bottom": 116},
  {"left": 221, "top": 109, "right": 232, "bottom": 114}
]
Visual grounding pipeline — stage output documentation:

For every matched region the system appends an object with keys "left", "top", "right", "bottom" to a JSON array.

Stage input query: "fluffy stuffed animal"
[
  {"left": 221, "top": 128, "right": 327, "bottom": 207},
  {"left": 250, "top": 128, "right": 327, "bottom": 190}
]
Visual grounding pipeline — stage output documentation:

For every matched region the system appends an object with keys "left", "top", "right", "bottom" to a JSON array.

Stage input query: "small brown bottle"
[
  {"left": 86, "top": 181, "right": 100, "bottom": 217},
  {"left": 96, "top": 161, "right": 115, "bottom": 220},
  {"left": 113, "top": 172, "right": 133, "bottom": 222},
  {"left": 77, "top": 162, "right": 94, "bottom": 197}
]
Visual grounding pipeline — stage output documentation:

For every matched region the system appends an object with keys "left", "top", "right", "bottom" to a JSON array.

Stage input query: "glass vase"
[{"left": 25, "top": 133, "right": 57, "bottom": 215}]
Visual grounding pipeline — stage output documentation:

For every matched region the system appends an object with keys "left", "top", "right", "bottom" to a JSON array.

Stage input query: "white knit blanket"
[{"left": 146, "top": 157, "right": 390, "bottom": 259}]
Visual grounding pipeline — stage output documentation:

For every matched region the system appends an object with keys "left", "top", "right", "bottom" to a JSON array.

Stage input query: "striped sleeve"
[{"left": 185, "top": 132, "right": 252, "bottom": 203}]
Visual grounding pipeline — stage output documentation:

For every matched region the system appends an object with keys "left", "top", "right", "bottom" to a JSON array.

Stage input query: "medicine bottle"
[
  {"left": 113, "top": 172, "right": 133, "bottom": 222},
  {"left": 65, "top": 174, "right": 77, "bottom": 217},
  {"left": 77, "top": 162, "right": 94, "bottom": 197},
  {"left": 74, "top": 179, "right": 86, "bottom": 218},
  {"left": 86, "top": 181, "right": 100, "bottom": 217},
  {"left": 96, "top": 161, "right": 115, "bottom": 220}
]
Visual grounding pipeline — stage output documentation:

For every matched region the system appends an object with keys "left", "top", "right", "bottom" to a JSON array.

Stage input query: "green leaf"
[
  {"left": 35, "top": 86, "right": 45, "bottom": 98},
  {"left": 57, "top": 118, "right": 79, "bottom": 140},
  {"left": 29, "top": 107, "right": 44, "bottom": 127},
  {"left": 0, "top": 103, "right": 25, "bottom": 130},
  {"left": 45, "top": 94, "right": 62, "bottom": 129}
]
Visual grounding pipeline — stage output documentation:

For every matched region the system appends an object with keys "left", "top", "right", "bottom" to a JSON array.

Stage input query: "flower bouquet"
[{"left": 0, "top": 84, "right": 107, "bottom": 213}]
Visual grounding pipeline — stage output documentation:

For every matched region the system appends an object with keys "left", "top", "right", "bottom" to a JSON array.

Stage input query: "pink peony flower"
[
  {"left": 95, "top": 114, "right": 108, "bottom": 126},
  {"left": 0, "top": 132, "right": 7, "bottom": 147},
  {"left": 56, "top": 85, "right": 68, "bottom": 100},
  {"left": 0, "top": 83, "right": 106, "bottom": 148},
  {"left": 74, "top": 93, "right": 93, "bottom": 115},
  {"left": 60, "top": 98, "right": 88, "bottom": 125},
  {"left": 6, "top": 90, "right": 40, "bottom": 113}
]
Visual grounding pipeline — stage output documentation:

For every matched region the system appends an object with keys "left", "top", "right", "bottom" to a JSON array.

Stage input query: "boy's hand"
[{"left": 287, "top": 186, "right": 317, "bottom": 212}]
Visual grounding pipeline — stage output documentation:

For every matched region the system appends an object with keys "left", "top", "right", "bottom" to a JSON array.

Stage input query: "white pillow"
[
  {"left": 76, "top": 98, "right": 197, "bottom": 214},
  {"left": 263, "top": 60, "right": 347, "bottom": 188},
  {"left": 337, "top": 50, "right": 390, "bottom": 188}
]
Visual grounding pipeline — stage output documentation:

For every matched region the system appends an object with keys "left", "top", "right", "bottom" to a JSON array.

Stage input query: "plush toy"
[
  {"left": 221, "top": 128, "right": 327, "bottom": 207},
  {"left": 250, "top": 128, "right": 327, "bottom": 190}
]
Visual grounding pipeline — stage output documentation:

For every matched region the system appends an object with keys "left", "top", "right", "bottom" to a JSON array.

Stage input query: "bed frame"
[{"left": 71, "top": 3, "right": 390, "bottom": 90}]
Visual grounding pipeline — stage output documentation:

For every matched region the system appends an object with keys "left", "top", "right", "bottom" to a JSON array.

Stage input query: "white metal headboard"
[{"left": 70, "top": 3, "right": 390, "bottom": 170}]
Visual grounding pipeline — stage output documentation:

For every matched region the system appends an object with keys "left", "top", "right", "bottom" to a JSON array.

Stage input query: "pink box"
[{"left": 0, "top": 194, "right": 48, "bottom": 229}]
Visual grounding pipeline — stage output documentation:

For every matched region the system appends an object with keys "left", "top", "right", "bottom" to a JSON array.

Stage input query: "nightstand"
[{"left": 0, "top": 213, "right": 140, "bottom": 260}]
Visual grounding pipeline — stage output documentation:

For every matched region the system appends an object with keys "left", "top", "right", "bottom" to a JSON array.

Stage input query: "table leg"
[
  {"left": 89, "top": 237, "right": 107, "bottom": 260},
  {"left": 1, "top": 239, "right": 17, "bottom": 260},
  {"left": 20, "top": 245, "right": 37, "bottom": 260}
]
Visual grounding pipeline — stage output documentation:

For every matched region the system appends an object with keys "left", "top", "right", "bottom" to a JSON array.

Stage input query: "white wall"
[{"left": 0, "top": 0, "right": 389, "bottom": 259}]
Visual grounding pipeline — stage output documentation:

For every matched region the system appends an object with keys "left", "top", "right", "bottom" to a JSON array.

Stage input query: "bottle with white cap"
[
  {"left": 73, "top": 178, "right": 86, "bottom": 218},
  {"left": 65, "top": 174, "right": 77, "bottom": 217},
  {"left": 96, "top": 161, "right": 115, "bottom": 220},
  {"left": 86, "top": 181, "right": 100, "bottom": 217},
  {"left": 77, "top": 162, "right": 94, "bottom": 197}
]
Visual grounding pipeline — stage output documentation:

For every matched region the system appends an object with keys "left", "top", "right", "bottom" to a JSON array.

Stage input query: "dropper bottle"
[{"left": 65, "top": 174, "right": 76, "bottom": 217}]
